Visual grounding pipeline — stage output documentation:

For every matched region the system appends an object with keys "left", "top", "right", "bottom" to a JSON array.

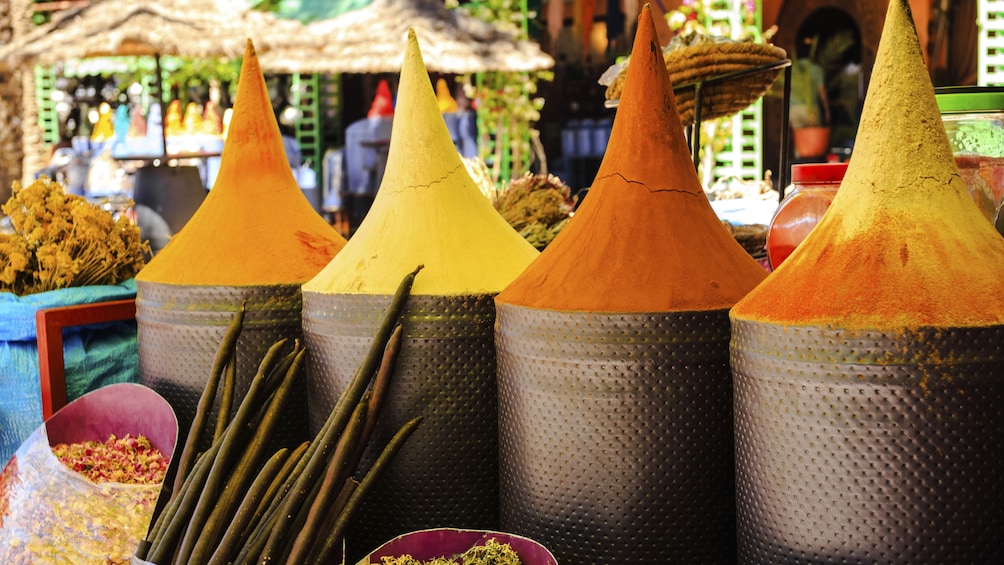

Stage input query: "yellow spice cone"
[
  {"left": 732, "top": 0, "right": 1004, "bottom": 329},
  {"left": 304, "top": 29, "right": 538, "bottom": 296},
  {"left": 137, "top": 39, "right": 345, "bottom": 286},
  {"left": 497, "top": 4, "right": 765, "bottom": 312}
]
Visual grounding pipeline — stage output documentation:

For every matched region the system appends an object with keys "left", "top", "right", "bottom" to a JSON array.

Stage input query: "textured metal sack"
[
  {"left": 495, "top": 303, "right": 737, "bottom": 565},
  {"left": 731, "top": 319, "right": 1004, "bottom": 564},
  {"left": 135, "top": 281, "right": 309, "bottom": 451},
  {"left": 302, "top": 291, "right": 500, "bottom": 559}
]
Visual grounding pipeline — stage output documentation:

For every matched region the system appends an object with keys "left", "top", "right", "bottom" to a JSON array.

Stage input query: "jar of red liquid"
[
  {"left": 766, "top": 162, "right": 848, "bottom": 269},
  {"left": 935, "top": 86, "right": 1004, "bottom": 225}
]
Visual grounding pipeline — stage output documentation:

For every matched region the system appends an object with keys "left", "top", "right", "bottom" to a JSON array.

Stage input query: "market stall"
[
  {"left": 0, "top": 0, "right": 1002, "bottom": 563},
  {"left": 0, "top": 0, "right": 310, "bottom": 233}
]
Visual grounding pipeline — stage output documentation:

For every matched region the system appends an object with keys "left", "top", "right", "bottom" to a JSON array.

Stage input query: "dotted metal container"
[
  {"left": 495, "top": 303, "right": 737, "bottom": 565},
  {"left": 302, "top": 291, "right": 500, "bottom": 559},
  {"left": 136, "top": 281, "right": 309, "bottom": 452},
  {"left": 731, "top": 320, "right": 1004, "bottom": 564}
]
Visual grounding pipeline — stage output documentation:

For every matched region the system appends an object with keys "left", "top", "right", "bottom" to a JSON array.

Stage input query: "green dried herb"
[{"left": 380, "top": 539, "right": 522, "bottom": 565}]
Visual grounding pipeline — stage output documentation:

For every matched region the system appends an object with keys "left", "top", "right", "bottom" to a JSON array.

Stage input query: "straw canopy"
[
  {"left": 258, "top": 0, "right": 555, "bottom": 74},
  {"left": 0, "top": 0, "right": 306, "bottom": 69}
]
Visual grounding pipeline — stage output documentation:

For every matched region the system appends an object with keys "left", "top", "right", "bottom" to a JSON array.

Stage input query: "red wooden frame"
[{"left": 35, "top": 299, "right": 137, "bottom": 419}]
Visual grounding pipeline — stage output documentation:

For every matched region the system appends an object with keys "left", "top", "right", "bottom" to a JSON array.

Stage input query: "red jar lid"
[{"left": 791, "top": 162, "right": 849, "bottom": 184}]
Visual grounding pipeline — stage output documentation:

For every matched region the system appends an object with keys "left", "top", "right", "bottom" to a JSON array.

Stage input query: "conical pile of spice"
[
  {"left": 730, "top": 2, "right": 1004, "bottom": 562},
  {"left": 301, "top": 29, "right": 538, "bottom": 561},
  {"left": 135, "top": 39, "right": 345, "bottom": 453},
  {"left": 494, "top": 6, "right": 766, "bottom": 565}
]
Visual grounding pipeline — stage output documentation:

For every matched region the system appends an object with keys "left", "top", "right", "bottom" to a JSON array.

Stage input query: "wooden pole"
[{"left": 154, "top": 52, "right": 167, "bottom": 159}]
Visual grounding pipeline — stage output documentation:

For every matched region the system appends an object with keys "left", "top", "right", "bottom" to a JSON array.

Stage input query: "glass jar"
[
  {"left": 935, "top": 86, "right": 1004, "bottom": 226},
  {"left": 766, "top": 162, "right": 847, "bottom": 269}
]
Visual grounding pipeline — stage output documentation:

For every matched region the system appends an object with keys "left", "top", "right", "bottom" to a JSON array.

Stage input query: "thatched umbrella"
[
  {"left": 0, "top": 0, "right": 304, "bottom": 65},
  {"left": 258, "top": 0, "right": 555, "bottom": 74},
  {"left": 0, "top": 0, "right": 308, "bottom": 157}
]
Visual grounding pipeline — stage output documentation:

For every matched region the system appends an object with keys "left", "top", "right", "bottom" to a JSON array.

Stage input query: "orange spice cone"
[
  {"left": 494, "top": 6, "right": 763, "bottom": 564},
  {"left": 134, "top": 40, "right": 345, "bottom": 462},
  {"left": 730, "top": 2, "right": 1004, "bottom": 562},
  {"left": 138, "top": 39, "right": 344, "bottom": 286},
  {"left": 496, "top": 8, "right": 765, "bottom": 312},
  {"left": 301, "top": 29, "right": 538, "bottom": 560}
]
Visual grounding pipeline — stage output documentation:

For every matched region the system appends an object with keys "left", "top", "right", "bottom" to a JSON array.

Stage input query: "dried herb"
[{"left": 380, "top": 539, "right": 522, "bottom": 565}]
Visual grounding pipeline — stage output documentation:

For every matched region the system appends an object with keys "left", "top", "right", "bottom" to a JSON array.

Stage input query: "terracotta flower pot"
[{"left": 792, "top": 126, "right": 830, "bottom": 158}]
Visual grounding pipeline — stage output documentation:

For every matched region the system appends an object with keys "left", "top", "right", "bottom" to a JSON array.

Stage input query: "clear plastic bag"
[{"left": 0, "top": 425, "right": 161, "bottom": 564}]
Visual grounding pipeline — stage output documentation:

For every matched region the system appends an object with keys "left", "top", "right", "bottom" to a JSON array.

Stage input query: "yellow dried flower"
[{"left": 0, "top": 177, "right": 150, "bottom": 295}]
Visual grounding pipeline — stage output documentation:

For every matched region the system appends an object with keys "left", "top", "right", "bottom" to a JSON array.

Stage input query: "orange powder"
[
  {"left": 496, "top": 5, "right": 767, "bottom": 312},
  {"left": 731, "top": 0, "right": 1004, "bottom": 329},
  {"left": 137, "top": 40, "right": 345, "bottom": 286}
]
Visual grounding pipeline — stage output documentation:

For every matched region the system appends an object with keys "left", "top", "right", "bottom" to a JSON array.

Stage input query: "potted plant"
[{"left": 788, "top": 32, "right": 856, "bottom": 158}]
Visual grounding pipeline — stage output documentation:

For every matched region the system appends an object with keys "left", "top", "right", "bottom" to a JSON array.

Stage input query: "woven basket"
[
  {"left": 606, "top": 41, "right": 787, "bottom": 126},
  {"left": 722, "top": 221, "right": 768, "bottom": 257}
]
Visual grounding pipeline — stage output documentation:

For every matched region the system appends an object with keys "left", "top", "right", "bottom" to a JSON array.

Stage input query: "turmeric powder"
[
  {"left": 496, "top": 4, "right": 766, "bottom": 312},
  {"left": 137, "top": 39, "right": 345, "bottom": 286},
  {"left": 303, "top": 29, "right": 538, "bottom": 296},
  {"left": 731, "top": 0, "right": 1004, "bottom": 329}
]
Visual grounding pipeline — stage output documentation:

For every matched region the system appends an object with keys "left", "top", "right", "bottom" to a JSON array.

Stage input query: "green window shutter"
[
  {"left": 35, "top": 65, "right": 59, "bottom": 145},
  {"left": 978, "top": 0, "right": 1004, "bottom": 85}
]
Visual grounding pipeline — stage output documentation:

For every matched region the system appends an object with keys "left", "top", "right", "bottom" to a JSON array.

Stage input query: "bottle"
[
  {"left": 766, "top": 162, "right": 847, "bottom": 269},
  {"left": 935, "top": 86, "right": 1004, "bottom": 224}
]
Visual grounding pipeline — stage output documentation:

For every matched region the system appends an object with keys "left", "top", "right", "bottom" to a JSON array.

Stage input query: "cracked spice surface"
[
  {"left": 497, "top": 5, "right": 765, "bottom": 313},
  {"left": 731, "top": 0, "right": 1004, "bottom": 329},
  {"left": 303, "top": 29, "right": 537, "bottom": 296},
  {"left": 382, "top": 163, "right": 464, "bottom": 194}
]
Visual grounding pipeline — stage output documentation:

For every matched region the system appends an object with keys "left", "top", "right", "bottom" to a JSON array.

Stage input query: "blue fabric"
[{"left": 0, "top": 279, "right": 139, "bottom": 463}]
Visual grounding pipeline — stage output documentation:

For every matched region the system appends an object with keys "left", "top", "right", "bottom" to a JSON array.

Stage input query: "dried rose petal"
[{"left": 51, "top": 434, "right": 167, "bottom": 485}]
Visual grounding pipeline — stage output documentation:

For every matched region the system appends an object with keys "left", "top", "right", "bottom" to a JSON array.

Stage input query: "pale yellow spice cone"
[
  {"left": 304, "top": 29, "right": 538, "bottom": 296},
  {"left": 732, "top": 0, "right": 1004, "bottom": 328}
]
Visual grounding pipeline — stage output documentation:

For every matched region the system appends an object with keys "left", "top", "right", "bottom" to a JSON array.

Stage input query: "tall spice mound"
[
  {"left": 137, "top": 40, "right": 345, "bottom": 286},
  {"left": 301, "top": 30, "right": 538, "bottom": 559},
  {"left": 732, "top": 0, "right": 1004, "bottom": 329},
  {"left": 496, "top": 7, "right": 765, "bottom": 312},
  {"left": 303, "top": 29, "right": 538, "bottom": 296}
]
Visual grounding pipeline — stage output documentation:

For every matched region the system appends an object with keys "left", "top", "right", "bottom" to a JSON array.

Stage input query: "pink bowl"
[
  {"left": 44, "top": 382, "right": 179, "bottom": 463},
  {"left": 358, "top": 528, "right": 558, "bottom": 565}
]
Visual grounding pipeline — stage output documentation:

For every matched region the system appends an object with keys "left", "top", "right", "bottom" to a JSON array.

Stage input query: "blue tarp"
[{"left": 0, "top": 279, "right": 139, "bottom": 463}]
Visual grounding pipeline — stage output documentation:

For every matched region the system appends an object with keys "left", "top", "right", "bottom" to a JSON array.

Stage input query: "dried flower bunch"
[
  {"left": 493, "top": 172, "right": 575, "bottom": 250},
  {"left": 0, "top": 177, "right": 149, "bottom": 296},
  {"left": 380, "top": 539, "right": 523, "bottom": 565},
  {"left": 51, "top": 434, "right": 167, "bottom": 485}
]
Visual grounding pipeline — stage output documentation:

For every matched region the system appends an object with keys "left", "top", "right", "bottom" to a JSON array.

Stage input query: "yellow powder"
[
  {"left": 302, "top": 30, "right": 538, "bottom": 296},
  {"left": 732, "top": 0, "right": 1004, "bottom": 328},
  {"left": 496, "top": 5, "right": 766, "bottom": 312},
  {"left": 137, "top": 40, "right": 346, "bottom": 286}
]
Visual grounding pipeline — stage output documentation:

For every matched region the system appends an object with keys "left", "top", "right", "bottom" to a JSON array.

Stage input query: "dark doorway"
[{"left": 795, "top": 7, "right": 863, "bottom": 153}]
